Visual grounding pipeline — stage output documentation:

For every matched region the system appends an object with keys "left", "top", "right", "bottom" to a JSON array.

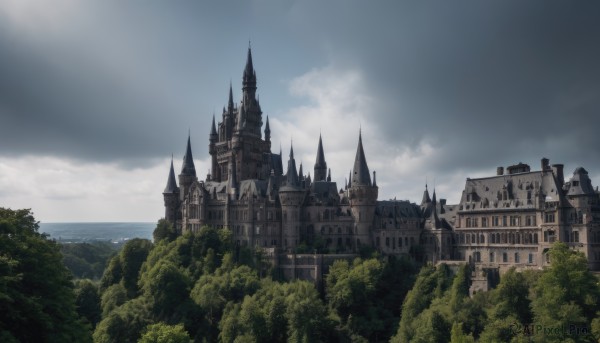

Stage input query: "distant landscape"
[{"left": 40, "top": 222, "right": 155, "bottom": 243}]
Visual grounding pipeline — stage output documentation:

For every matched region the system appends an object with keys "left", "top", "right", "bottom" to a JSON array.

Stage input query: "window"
[
  {"left": 544, "top": 213, "right": 555, "bottom": 223},
  {"left": 502, "top": 252, "right": 508, "bottom": 263},
  {"left": 502, "top": 216, "right": 507, "bottom": 226},
  {"left": 573, "top": 231, "right": 580, "bottom": 243},
  {"left": 482, "top": 217, "right": 488, "bottom": 227},
  {"left": 491, "top": 234, "right": 496, "bottom": 244},
  {"left": 489, "top": 252, "right": 495, "bottom": 262},
  {"left": 474, "top": 252, "right": 481, "bottom": 262},
  {"left": 526, "top": 215, "right": 535, "bottom": 226},
  {"left": 510, "top": 216, "right": 520, "bottom": 226},
  {"left": 466, "top": 218, "right": 472, "bottom": 228},
  {"left": 399, "top": 237, "right": 403, "bottom": 247},
  {"left": 480, "top": 234, "right": 485, "bottom": 244},
  {"left": 492, "top": 216, "right": 499, "bottom": 227},
  {"left": 515, "top": 252, "right": 520, "bottom": 263},
  {"left": 386, "top": 237, "right": 390, "bottom": 247},
  {"left": 528, "top": 253, "right": 534, "bottom": 264}
]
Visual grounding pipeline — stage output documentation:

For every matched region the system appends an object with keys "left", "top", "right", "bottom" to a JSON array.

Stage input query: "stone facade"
[{"left": 163, "top": 47, "right": 600, "bottom": 281}]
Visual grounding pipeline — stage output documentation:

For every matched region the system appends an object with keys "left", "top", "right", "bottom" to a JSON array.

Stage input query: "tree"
[
  {"left": 0, "top": 208, "right": 90, "bottom": 342},
  {"left": 530, "top": 242, "right": 600, "bottom": 342},
  {"left": 139, "top": 323, "right": 191, "bottom": 343},
  {"left": 153, "top": 219, "right": 178, "bottom": 243},
  {"left": 74, "top": 279, "right": 102, "bottom": 328}
]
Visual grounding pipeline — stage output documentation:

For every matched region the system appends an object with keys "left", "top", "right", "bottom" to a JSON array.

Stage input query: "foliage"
[
  {"left": 153, "top": 219, "right": 178, "bottom": 243},
  {"left": 139, "top": 323, "right": 191, "bottom": 343},
  {"left": 99, "top": 237, "right": 152, "bottom": 297},
  {"left": 74, "top": 279, "right": 102, "bottom": 328},
  {"left": 60, "top": 241, "right": 118, "bottom": 279},
  {"left": 0, "top": 208, "right": 90, "bottom": 342}
]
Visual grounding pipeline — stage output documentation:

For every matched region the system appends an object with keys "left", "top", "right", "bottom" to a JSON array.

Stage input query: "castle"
[{"left": 163, "top": 47, "right": 600, "bottom": 282}]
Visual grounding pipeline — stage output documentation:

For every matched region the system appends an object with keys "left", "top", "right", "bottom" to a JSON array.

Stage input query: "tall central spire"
[{"left": 242, "top": 44, "right": 256, "bottom": 92}]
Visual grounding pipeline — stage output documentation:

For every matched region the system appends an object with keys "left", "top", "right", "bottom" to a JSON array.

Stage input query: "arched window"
[
  {"left": 480, "top": 234, "right": 485, "bottom": 244},
  {"left": 491, "top": 234, "right": 495, "bottom": 244}
]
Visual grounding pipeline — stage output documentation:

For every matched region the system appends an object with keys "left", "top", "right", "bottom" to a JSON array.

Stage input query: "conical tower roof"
[
  {"left": 315, "top": 134, "right": 326, "bottom": 168},
  {"left": 164, "top": 157, "right": 179, "bottom": 193},
  {"left": 351, "top": 130, "right": 371, "bottom": 186},
  {"left": 421, "top": 184, "right": 431, "bottom": 205},
  {"left": 181, "top": 134, "right": 196, "bottom": 176},
  {"left": 286, "top": 143, "right": 299, "bottom": 186}
]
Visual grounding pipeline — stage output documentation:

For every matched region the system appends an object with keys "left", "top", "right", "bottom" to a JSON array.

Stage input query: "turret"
[
  {"left": 209, "top": 115, "right": 219, "bottom": 181},
  {"left": 314, "top": 134, "right": 327, "bottom": 181},
  {"left": 163, "top": 157, "right": 180, "bottom": 224},
  {"left": 179, "top": 134, "right": 198, "bottom": 201},
  {"left": 348, "top": 130, "right": 378, "bottom": 248},
  {"left": 279, "top": 142, "right": 306, "bottom": 251}
]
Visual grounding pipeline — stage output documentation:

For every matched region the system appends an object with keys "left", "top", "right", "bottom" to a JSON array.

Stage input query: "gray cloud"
[{"left": 1, "top": 0, "right": 599, "bottom": 179}]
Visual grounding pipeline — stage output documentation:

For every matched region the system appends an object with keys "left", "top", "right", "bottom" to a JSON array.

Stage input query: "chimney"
[
  {"left": 552, "top": 164, "right": 564, "bottom": 187},
  {"left": 541, "top": 158, "right": 550, "bottom": 171},
  {"left": 497, "top": 167, "right": 504, "bottom": 176}
]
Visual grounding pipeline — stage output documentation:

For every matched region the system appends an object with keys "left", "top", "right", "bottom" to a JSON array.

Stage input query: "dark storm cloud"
[{"left": 1, "top": 0, "right": 599, "bottom": 178}]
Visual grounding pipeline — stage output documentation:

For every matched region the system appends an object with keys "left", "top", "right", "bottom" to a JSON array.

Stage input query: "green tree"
[
  {"left": 531, "top": 242, "right": 600, "bottom": 342},
  {"left": 74, "top": 279, "right": 102, "bottom": 328},
  {"left": 93, "top": 297, "right": 151, "bottom": 343},
  {"left": 153, "top": 219, "right": 178, "bottom": 243},
  {"left": 100, "top": 283, "right": 128, "bottom": 317},
  {"left": 0, "top": 208, "right": 90, "bottom": 342},
  {"left": 99, "top": 238, "right": 152, "bottom": 297},
  {"left": 139, "top": 323, "right": 191, "bottom": 343}
]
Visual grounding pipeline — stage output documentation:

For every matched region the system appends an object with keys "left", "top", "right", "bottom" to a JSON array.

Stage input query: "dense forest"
[{"left": 3, "top": 208, "right": 600, "bottom": 342}]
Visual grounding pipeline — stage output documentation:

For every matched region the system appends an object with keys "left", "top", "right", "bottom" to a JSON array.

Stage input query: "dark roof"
[
  {"left": 164, "top": 158, "right": 179, "bottom": 193},
  {"left": 315, "top": 134, "right": 327, "bottom": 169},
  {"left": 228, "top": 82, "right": 234, "bottom": 110},
  {"left": 210, "top": 115, "right": 217, "bottom": 136},
  {"left": 265, "top": 116, "right": 270, "bottom": 134},
  {"left": 421, "top": 185, "right": 431, "bottom": 205},
  {"left": 285, "top": 144, "right": 299, "bottom": 186},
  {"left": 352, "top": 131, "right": 371, "bottom": 186},
  {"left": 243, "top": 46, "right": 255, "bottom": 81},
  {"left": 180, "top": 135, "right": 196, "bottom": 176}
]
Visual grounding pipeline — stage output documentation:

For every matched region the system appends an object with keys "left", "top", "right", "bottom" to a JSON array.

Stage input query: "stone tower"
[
  {"left": 278, "top": 144, "right": 306, "bottom": 251},
  {"left": 348, "top": 131, "right": 378, "bottom": 247},
  {"left": 163, "top": 157, "right": 180, "bottom": 224},
  {"left": 210, "top": 46, "right": 272, "bottom": 182}
]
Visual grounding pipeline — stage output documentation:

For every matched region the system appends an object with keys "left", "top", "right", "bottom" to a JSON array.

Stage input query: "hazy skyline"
[{"left": 1, "top": 1, "right": 599, "bottom": 222}]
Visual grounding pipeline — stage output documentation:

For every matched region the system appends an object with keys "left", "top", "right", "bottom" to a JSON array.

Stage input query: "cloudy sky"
[{"left": 1, "top": 1, "right": 599, "bottom": 222}]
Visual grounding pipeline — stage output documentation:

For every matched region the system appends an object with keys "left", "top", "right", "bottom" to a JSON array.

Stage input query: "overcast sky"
[{"left": 1, "top": 0, "right": 599, "bottom": 222}]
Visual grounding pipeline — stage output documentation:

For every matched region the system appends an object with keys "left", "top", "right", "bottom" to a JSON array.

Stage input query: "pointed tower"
[
  {"left": 352, "top": 130, "right": 371, "bottom": 186},
  {"left": 285, "top": 143, "right": 299, "bottom": 187},
  {"left": 209, "top": 115, "right": 219, "bottom": 181},
  {"left": 314, "top": 134, "right": 327, "bottom": 181},
  {"left": 348, "top": 130, "right": 378, "bottom": 249},
  {"left": 421, "top": 184, "right": 432, "bottom": 205},
  {"left": 264, "top": 115, "right": 271, "bottom": 142},
  {"left": 163, "top": 157, "right": 180, "bottom": 224},
  {"left": 327, "top": 168, "right": 332, "bottom": 182},
  {"left": 240, "top": 44, "right": 262, "bottom": 137},
  {"left": 279, "top": 142, "right": 306, "bottom": 251},
  {"left": 179, "top": 134, "right": 198, "bottom": 201}
]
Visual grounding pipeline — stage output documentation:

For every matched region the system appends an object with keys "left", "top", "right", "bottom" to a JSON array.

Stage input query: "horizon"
[{"left": 1, "top": 1, "right": 599, "bottom": 222}]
